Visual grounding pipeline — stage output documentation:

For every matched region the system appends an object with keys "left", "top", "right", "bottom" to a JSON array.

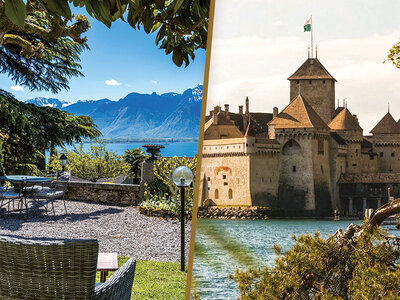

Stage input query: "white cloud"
[
  {"left": 105, "top": 79, "right": 122, "bottom": 86},
  {"left": 11, "top": 85, "right": 23, "bottom": 92},
  {"left": 273, "top": 20, "right": 283, "bottom": 26},
  {"left": 151, "top": 80, "right": 158, "bottom": 85}
]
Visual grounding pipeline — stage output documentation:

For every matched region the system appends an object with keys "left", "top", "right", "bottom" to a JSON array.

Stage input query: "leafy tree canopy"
[
  {"left": 230, "top": 202, "right": 400, "bottom": 299},
  {"left": 0, "top": 89, "right": 100, "bottom": 175},
  {"left": 387, "top": 40, "right": 400, "bottom": 69},
  {"left": 0, "top": 0, "right": 209, "bottom": 94}
]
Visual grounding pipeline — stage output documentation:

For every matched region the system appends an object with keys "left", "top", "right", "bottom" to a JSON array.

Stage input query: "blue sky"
[{"left": 1, "top": 7, "right": 206, "bottom": 103}]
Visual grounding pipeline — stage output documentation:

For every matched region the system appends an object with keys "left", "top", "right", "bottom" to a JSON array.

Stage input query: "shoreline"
[{"left": 197, "top": 206, "right": 362, "bottom": 221}]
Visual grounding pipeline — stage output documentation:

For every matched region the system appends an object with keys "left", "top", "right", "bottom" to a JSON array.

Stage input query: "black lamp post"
[
  {"left": 172, "top": 166, "right": 193, "bottom": 271},
  {"left": 59, "top": 153, "right": 68, "bottom": 172}
]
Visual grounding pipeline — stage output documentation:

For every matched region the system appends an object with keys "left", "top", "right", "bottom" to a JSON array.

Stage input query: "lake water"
[
  {"left": 59, "top": 141, "right": 198, "bottom": 158},
  {"left": 192, "top": 219, "right": 399, "bottom": 299}
]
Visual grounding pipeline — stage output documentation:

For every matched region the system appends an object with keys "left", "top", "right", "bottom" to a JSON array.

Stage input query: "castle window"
[
  {"left": 207, "top": 177, "right": 210, "bottom": 181},
  {"left": 224, "top": 182, "right": 228, "bottom": 186},
  {"left": 292, "top": 166, "right": 297, "bottom": 172},
  {"left": 227, "top": 146, "right": 229, "bottom": 149},
  {"left": 222, "top": 175, "right": 226, "bottom": 179},
  {"left": 323, "top": 80, "right": 326, "bottom": 84},
  {"left": 288, "top": 141, "right": 293, "bottom": 147},
  {"left": 215, "top": 189, "right": 219, "bottom": 199},
  {"left": 370, "top": 155, "right": 374, "bottom": 160},
  {"left": 309, "top": 80, "right": 312, "bottom": 84},
  {"left": 392, "top": 152, "right": 395, "bottom": 157},
  {"left": 352, "top": 164, "right": 357, "bottom": 167},
  {"left": 380, "top": 152, "right": 384, "bottom": 157},
  {"left": 355, "top": 149, "right": 358, "bottom": 153},
  {"left": 229, "top": 189, "right": 233, "bottom": 199},
  {"left": 296, "top": 80, "right": 299, "bottom": 84},
  {"left": 321, "top": 165, "right": 324, "bottom": 173}
]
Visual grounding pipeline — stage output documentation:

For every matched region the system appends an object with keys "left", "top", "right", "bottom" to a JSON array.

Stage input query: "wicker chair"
[{"left": 0, "top": 235, "right": 136, "bottom": 300}]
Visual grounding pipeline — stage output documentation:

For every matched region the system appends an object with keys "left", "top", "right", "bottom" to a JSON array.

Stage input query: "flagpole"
[{"left": 311, "top": 15, "right": 313, "bottom": 58}]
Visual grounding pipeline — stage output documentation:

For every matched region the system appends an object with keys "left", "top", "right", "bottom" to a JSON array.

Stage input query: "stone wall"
[
  {"left": 290, "top": 79, "right": 335, "bottom": 124},
  {"left": 66, "top": 181, "right": 140, "bottom": 205}
]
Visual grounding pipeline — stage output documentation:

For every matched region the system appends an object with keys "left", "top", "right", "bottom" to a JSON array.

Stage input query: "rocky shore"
[{"left": 197, "top": 206, "right": 269, "bottom": 220}]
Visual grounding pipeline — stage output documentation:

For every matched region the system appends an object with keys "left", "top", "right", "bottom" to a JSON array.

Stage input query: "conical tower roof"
[
  {"left": 328, "top": 108, "right": 362, "bottom": 131},
  {"left": 288, "top": 58, "right": 336, "bottom": 81},
  {"left": 370, "top": 112, "right": 397, "bottom": 134},
  {"left": 268, "top": 94, "right": 328, "bottom": 129},
  {"left": 394, "top": 119, "right": 400, "bottom": 134}
]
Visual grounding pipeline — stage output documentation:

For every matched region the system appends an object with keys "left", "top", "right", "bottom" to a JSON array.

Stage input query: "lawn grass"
[{"left": 96, "top": 256, "right": 186, "bottom": 299}]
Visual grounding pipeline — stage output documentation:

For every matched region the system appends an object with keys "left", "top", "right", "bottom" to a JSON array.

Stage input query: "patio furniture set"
[
  {"left": 0, "top": 175, "right": 137, "bottom": 299},
  {"left": 0, "top": 173, "right": 69, "bottom": 217}
]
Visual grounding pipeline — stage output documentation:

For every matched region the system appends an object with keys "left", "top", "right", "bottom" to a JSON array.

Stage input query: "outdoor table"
[
  {"left": 0, "top": 175, "right": 51, "bottom": 215},
  {"left": 97, "top": 252, "right": 118, "bottom": 282}
]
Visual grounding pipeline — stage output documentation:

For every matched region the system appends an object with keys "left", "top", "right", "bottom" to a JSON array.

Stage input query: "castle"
[{"left": 199, "top": 54, "right": 400, "bottom": 217}]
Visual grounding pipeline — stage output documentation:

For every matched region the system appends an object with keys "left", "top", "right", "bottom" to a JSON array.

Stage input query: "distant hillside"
[{"left": 26, "top": 86, "right": 202, "bottom": 139}]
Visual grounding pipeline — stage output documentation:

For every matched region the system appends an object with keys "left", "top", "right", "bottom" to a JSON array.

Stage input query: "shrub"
[
  {"left": 48, "top": 141, "right": 129, "bottom": 182},
  {"left": 230, "top": 223, "right": 400, "bottom": 299}
]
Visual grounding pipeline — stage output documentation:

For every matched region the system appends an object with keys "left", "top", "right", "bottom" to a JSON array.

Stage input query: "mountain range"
[{"left": 25, "top": 85, "right": 202, "bottom": 139}]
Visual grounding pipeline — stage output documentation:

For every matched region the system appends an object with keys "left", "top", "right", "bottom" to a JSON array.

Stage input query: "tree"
[
  {"left": 387, "top": 40, "right": 400, "bottom": 69},
  {"left": 123, "top": 148, "right": 148, "bottom": 183},
  {"left": 0, "top": 1, "right": 91, "bottom": 93},
  {"left": 48, "top": 142, "right": 128, "bottom": 182},
  {"left": 0, "top": 89, "right": 101, "bottom": 175},
  {"left": 230, "top": 204, "right": 400, "bottom": 299},
  {"left": 1, "top": 0, "right": 209, "bottom": 93}
]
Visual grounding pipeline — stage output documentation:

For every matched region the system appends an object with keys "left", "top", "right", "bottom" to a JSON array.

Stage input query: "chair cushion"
[
  {"left": 26, "top": 185, "right": 51, "bottom": 192},
  {"left": 35, "top": 190, "right": 64, "bottom": 198},
  {"left": 0, "top": 192, "right": 22, "bottom": 199}
]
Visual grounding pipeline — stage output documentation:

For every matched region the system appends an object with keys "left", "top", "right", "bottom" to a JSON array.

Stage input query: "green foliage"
[
  {"left": 96, "top": 257, "right": 186, "bottom": 299},
  {"left": 387, "top": 40, "right": 400, "bottom": 69},
  {"left": 48, "top": 141, "right": 128, "bottom": 182},
  {"left": 1, "top": 2, "right": 91, "bottom": 93},
  {"left": 153, "top": 155, "right": 197, "bottom": 200},
  {"left": 230, "top": 224, "right": 400, "bottom": 299},
  {"left": 0, "top": 90, "right": 100, "bottom": 175},
  {"left": 123, "top": 148, "right": 148, "bottom": 182},
  {"left": 141, "top": 183, "right": 193, "bottom": 219},
  {"left": 1, "top": 0, "right": 209, "bottom": 88},
  {"left": 140, "top": 156, "right": 197, "bottom": 219}
]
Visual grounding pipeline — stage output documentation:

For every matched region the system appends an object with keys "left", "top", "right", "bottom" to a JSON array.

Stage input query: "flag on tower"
[{"left": 304, "top": 17, "right": 312, "bottom": 32}]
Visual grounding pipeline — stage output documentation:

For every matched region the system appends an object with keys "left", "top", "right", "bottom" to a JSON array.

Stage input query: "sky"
[
  {"left": 0, "top": 7, "right": 206, "bottom": 103},
  {"left": 207, "top": 0, "right": 400, "bottom": 133}
]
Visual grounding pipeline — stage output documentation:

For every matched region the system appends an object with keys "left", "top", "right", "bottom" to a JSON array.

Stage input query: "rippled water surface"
[{"left": 192, "top": 219, "right": 398, "bottom": 299}]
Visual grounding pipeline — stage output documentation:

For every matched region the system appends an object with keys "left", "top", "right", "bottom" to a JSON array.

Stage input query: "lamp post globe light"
[
  {"left": 172, "top": 166, "right": 193, "bottom": 272},
  {"left": 59, "top": 153, "right": 68, "bottom": 172}
]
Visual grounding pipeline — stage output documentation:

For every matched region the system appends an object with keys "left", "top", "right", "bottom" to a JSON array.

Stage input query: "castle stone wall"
[
  {"left": 249, "top": 152, "right": 280, "bottom": 206},
  {"left": 200, "top": 155, "right": 251, "bottom": 206},
  {"left": 290, "top": 79, "right": 335, "bottom": 124},
  {"left": 277, "top": 133, "right": 315, "bottom": 210}
]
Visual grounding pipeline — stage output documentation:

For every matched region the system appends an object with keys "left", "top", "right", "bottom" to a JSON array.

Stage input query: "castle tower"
[
  {"left": 288, "top": 58, "right": 336, "bottom": 124},
  {"left": 370, "top": 112, "right": 400, "bottom": 172}
]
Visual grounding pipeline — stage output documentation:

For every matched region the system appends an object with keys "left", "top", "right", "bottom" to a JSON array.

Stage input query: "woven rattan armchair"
[{"left": 0, "top": 235, "right": 136, "bottom": 300}]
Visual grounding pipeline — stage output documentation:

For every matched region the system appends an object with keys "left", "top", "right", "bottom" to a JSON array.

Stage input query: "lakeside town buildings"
[{"left": 199, "top": 54, "right": 400, "bottom": 217}]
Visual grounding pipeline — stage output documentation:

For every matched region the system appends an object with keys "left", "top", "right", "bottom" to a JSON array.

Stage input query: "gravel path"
[{"left": 0, "top": 199, "right": 191, "bottom": 262}]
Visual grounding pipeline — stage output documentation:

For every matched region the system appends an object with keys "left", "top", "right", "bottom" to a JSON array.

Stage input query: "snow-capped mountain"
[
  {"left": 25, "top": 85, "right": 203, "bottom": 139},
  {"left": 25, "top": 97, "right": 71, "bottom": 109}
]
